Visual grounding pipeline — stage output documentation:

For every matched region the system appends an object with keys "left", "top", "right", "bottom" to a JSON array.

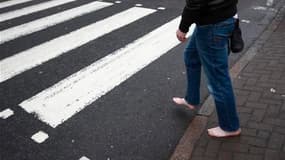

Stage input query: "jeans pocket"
[{"left": 211, "top": 21, "right": 234, "bottom": 49}]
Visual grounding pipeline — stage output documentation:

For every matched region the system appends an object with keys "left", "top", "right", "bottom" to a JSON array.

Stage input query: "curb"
[
  {"left": 170, "top": 116, "right": 207, "bottom": 160},
  {"left": 170, "top": 3, "right": 285, "bottom": 160}
]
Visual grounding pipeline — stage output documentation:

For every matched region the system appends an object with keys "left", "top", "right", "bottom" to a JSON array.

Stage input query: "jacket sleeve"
[{"left": 179, "top": 0, "right": 207, "bottom": 33}]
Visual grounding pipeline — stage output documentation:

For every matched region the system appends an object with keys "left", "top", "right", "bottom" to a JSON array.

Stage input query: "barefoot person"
[{"left": 173, "top": 0, "right": 241, "bottom": 137}]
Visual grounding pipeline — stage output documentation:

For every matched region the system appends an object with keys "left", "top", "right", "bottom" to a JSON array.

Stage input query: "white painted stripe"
[
  {"left": 19, "top": 17, "right": 195, "bottom": 128},
  {"left": 0, "top": 1, "right": 113, "bottom": 44},
  {"left": 0, "top": 0, "right": 33, "bottom": 9},
  {"left": 31, "top": 131, "right": 49, "bottom": 143},
  {"left": 0, "top": 0, "right": 76, "bottom": 22},
  {"left": 79, "top": 156, "right": 90, "bottom": 160},
  {"left": 253, "top": 6, "right": 268, "bottom": 11},
  {"left": 0, "top": 108, "right": 14, "bottom": 119},
  {"left": 157, "top": 7, "right": 166, "bottom": 10},
  {"left": 241, "top": 19, "right": 250, "bottom": 23},
  {"left": 267, "top": 0, "right": 274, "bottom": 6},
  {"left": 0, "top": 7, "right": 156, "bottom": 83}
]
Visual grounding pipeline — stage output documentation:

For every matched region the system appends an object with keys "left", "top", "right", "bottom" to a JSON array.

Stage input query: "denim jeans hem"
[
  {"left": 219, "top": 125, "right": 240, "bottom": 132},
  {"left": 184, "top": 96, "right": 200, "bottom": 106}
]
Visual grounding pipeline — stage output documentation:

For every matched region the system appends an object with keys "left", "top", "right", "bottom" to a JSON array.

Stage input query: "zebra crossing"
[
  {"left": 0, "top": 0, "right": 34, "bottom": 9},
  {"left": 0, "top": 0, "right": 77, "bottom": 22},
  {"left": 0, "top": 6, "right": 156, "bottom": 83},
  {"left": 0, "top": 0, "right": 195, "bottom": 140},
  {"left": 0, "top": 1, "right": 113, "bottom": 43}
]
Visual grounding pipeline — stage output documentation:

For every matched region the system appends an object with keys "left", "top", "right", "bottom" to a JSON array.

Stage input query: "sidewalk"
[{"left": 171, "top": 4, "right": 285, "bottom": 160}]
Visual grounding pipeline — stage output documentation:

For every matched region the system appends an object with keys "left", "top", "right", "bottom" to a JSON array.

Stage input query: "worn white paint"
[
  {"left": 241, "top": 19, "right": 250, "bottom": 23},
  {"left": 0, "top": 108, "right": 14, "bottom": 119},
  {"left": 266, "top": 0, "right": 274, "bottom": 6},
  {"left": 0, "top": 0, "right": 77, "bottom": 22},
  {"left": 31, "top": 131, "right": 49, "bottom": 143},
  {"left": 79, "top": 156, "right": 90, "bottom": 160},
  {"left": 0, "top": 7, "right": 156, "bottom": 83},
  {"left": 0, "top": 1, "right": 113, "bottom": 44},
  {"left": 19, "top": 17, "right": 195, "bottom": 128},
  {"left": 253, "top": 6, "right": 268, "bottom": 11},
  {"left": 0, "top": 0, "right": 33, "bottom": 9},
  {"left": 157, "top": 7, "right": 166, "bottom": 10}
]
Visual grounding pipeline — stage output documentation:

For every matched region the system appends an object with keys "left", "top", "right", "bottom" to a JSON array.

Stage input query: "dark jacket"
[{"left": 179, "top": 0, "right": 238, "bottom": 33}]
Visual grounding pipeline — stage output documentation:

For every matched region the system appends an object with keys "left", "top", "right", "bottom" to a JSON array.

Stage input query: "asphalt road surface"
[{"left": 0, "top": 0, "right": 283, "bottom": 159}]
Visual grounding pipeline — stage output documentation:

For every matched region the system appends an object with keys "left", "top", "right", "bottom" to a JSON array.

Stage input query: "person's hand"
[{"left": 176, "top": 29, "right": 187, "bottom": 42}]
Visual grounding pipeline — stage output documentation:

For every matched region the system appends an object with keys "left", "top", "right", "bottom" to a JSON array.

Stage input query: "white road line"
[
  {"left": 79, "top": 156, "right": 90, "bottom": 160},
  {"left": 19, "top": 17, "right": 195, "bottom": 128},
  {"left": 0, "top": 7, "right": 156, "bottom": 83},
  {"left": 31, "top": 131, "right": 49, "bottom": 143},
  {"left": 253, "top": 6, "right": 268, "bottom": 11},
  {"left": 0, "top": 108, "right": 14, "bottom": 119},
  {"left": 0, "top": 0, "right": 77, "bottom": 22},
  {"left": 157, "top": 7, "right": 166, "bottom": 10},
  {"left": 0, "top": 0, "right": 33, "bottom": 9},
  {"left": 241, "top": 19, "right": 251, "bottom": 23},
  {"left": 267, "top": 0, "right": 274, "bottom": 6},
  {"left": 0, "top": 1, "right": 113, "bottom": 44}
]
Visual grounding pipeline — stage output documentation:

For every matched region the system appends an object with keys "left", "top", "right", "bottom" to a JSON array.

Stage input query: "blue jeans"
[{"left": 183, "top": 18, "right": 240, "bottom": 131}]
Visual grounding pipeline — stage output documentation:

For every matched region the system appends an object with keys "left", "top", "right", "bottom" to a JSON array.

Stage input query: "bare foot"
[
  {"left": 207, "top": 126, "right": 241, "bottom": 138},
  {"left": 172, "top": 97, "right": 195, "bottom": 109}
]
